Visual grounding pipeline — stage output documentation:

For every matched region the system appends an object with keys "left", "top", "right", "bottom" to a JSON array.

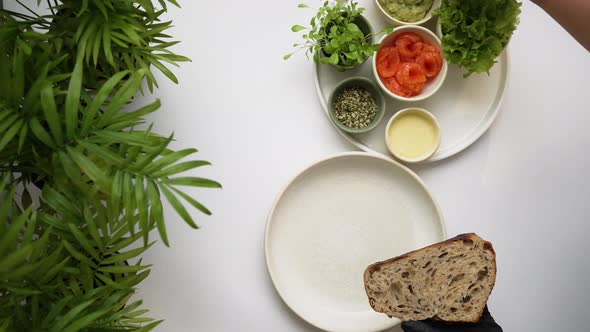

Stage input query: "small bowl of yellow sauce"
[{"left": 385, "top": 108, "right": 441, "bottom": 163}]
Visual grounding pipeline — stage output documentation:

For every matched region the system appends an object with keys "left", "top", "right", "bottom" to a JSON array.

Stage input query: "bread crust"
[{"left": 363, "top": 233, "right": 496, "bottom": 323}]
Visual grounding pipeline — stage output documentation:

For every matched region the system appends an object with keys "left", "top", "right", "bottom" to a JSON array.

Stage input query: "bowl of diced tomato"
[{"left": 373, "top": 25, "right": 447, "bottom": 102}]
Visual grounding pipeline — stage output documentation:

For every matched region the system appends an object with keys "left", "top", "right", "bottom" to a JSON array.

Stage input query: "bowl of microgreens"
[
  {"left": 328, "top": 77, "right": 386, "bottom": 134},
  {"left": 285, "top": 1, "right": 392, "bottom": 71}
]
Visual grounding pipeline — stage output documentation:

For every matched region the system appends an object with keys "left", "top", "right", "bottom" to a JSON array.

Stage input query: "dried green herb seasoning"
[{"left": 334, "top": 86, "right": 377, "bottom": 129}]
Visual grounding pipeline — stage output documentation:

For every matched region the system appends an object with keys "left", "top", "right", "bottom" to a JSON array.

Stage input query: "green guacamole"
[{"left": 378, "top": 0, "right": 433, "bottom": 23}]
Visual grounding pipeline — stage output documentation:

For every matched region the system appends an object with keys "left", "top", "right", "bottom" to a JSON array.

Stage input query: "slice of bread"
[{"left": 363, "top": 233, "right": 496, "bottom": 323}]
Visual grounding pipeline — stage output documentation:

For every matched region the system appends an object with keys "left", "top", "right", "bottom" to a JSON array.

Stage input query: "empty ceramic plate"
[{"left": 265, "top": 152, "right": 446, "bottom": 332}]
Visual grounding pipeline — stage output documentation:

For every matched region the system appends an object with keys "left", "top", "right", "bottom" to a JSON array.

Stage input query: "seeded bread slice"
[{"left": 363, "top": 233, "right": 496, "bottom": 323}]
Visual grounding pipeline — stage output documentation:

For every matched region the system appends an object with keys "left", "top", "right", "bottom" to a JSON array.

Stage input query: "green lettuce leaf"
[{"left": 434, "top": 0, "right": 522, "bottom": 77}]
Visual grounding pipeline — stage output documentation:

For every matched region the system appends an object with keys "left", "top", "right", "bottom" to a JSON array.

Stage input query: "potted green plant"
[
  {"left": 285, "top": 0, "right": 392, "bottom": 71},
  {"left": 6, "top": 0, "right": 189, "bottom": 92},
  {"left": 0, "top": 1, "right": 218, "bottom": 330}
]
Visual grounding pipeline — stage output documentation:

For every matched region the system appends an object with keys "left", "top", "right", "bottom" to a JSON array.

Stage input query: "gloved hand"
[{"left": 401, "top": 306, "right": 502, "bottom": 332}]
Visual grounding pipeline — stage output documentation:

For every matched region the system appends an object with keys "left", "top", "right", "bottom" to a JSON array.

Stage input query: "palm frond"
[
  {"left": 0, "top": 1, "right": 218, "bottom": 330},
  {"left": 0, "top": 175, "right": 161, "bottom": 331},
  {"left": 44, "top": 0, "right": 190, "bottom": 92}
]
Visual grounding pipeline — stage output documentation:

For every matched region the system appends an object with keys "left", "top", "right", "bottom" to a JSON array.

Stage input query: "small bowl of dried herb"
[{"left": 328, "top": 77, "right": 386, "bottom": 134}]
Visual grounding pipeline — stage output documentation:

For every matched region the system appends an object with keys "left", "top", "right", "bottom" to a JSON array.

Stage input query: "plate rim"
[
  {"left": 264, "top": 151, "right": 447, "bottom": 331},
  {"left": 314, "top": 48, "right": 510, "bottom": 163}
]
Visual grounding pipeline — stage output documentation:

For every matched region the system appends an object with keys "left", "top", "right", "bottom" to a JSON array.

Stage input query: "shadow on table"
[{"left": 410, "top": 126, "right": 494, "bottom": 174}]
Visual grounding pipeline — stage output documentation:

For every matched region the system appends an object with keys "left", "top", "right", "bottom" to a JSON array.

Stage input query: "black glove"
[{"left": 401, "top": 306, "right": 503, "bottom": 332}]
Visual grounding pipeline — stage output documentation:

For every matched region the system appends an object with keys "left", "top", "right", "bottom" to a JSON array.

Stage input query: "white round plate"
[
  {"left": 265, "top": 152, "right": 446, "bottom": 332},
  {"left": 315, "top": 3, "right": 509, "bottom": 162}
]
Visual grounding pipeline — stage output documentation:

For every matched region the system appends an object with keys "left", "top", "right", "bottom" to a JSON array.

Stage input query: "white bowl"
[
  {"left": 385, "top": 108, "right": 441, "bottom": 163},
  {"left": 435, "top": 18, "right": 443, "bottom": 38},
  {"left": 375, "top": 0, "right": 441, "bottom": 26},
  {"left": 372, "top": 25, "right": 448, "bottom": 102}
]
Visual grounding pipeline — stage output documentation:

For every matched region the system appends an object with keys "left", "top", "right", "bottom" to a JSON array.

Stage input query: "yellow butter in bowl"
[{"left": 385, "top": 108, "right": 440, "bottom": 163}]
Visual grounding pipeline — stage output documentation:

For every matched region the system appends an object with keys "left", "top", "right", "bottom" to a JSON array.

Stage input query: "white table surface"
[
  {"left": 8, "top": 0, "right": 585, "bottom": 331},
  {"left": 135, "top": 1, "right": 590, "bottom": 331}
]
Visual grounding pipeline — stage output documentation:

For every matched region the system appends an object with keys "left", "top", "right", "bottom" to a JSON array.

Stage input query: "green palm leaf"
[
  {"left": 165, "top": 176, "right": 222, "bottom": 188},
  {"left": 160, "top": 184, "right": 198, "bottom": 229},
  {"left": 1, "top": 2, "right": 217, "bottom": 330}
]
